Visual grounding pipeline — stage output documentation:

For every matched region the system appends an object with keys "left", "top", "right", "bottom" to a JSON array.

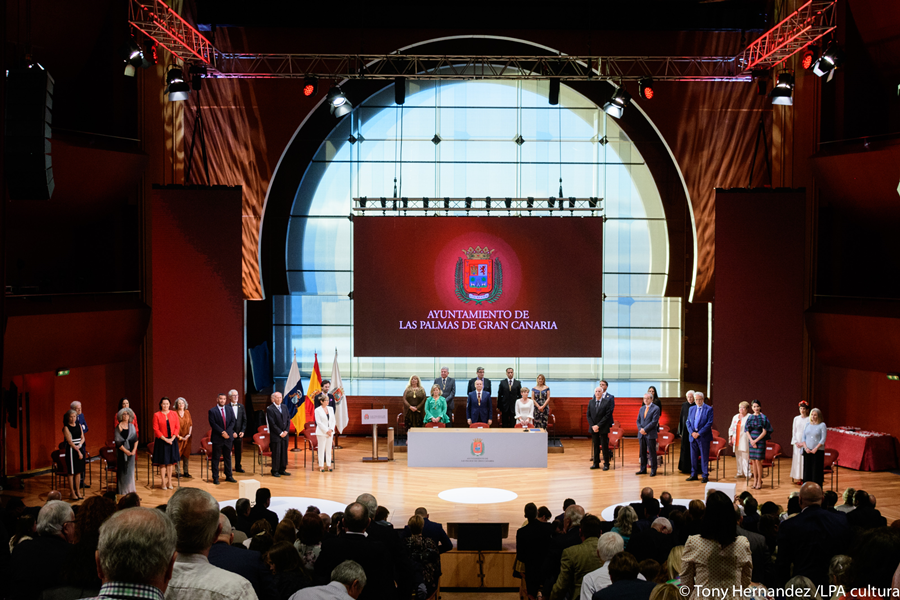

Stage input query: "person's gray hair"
[
  {"left": 694, "top": 392, "right": 705, "bottom": 401},
  {"left": 565, "top": 504, "right": 585, "bottom": 527},
  {"left": 270, "top": 391, "right": 282, "bottom": 401},
  {"left": 166, "top": 487, "right": 220, "bottom": 553},
  {"left": 810, "top": 407, "right": 823, "bottom": 420},
  {"left": 440, "top": 367, "right": 449, "bottom": 372},
  {"left": 228, "top": 389, "right": 239, "bottom": 396},
  {"left": 597, "top": 531, "right": 625, "bottom": 563},
  {"left": 116, "top": 408, "right": 135, "bottom": 423},
  {"left": 236, "top": 498, "right": 251, "bottom": 515},
  {"left": 356, "top": 493, "right": 377, "bottom": 518},
  {"left": 70, "top": 401, "right": 82, "bottom": 409},
  {"left": 98, "top": 508, "right": 176, "bottom": 584},
  {"left": 786, "top": 576, "right": 822, "bottom": 600},
  {"left": 36, "top": 500, "right": 74, "bottom": 536},
  {"left": 652, "top": 517, "right": 672, "bottom": 533},
  {"left": 331, "top": 559, "right": 367, "bottom": 589},
  {"left": 686, "top": 390, "right": 695, "bottom": 397},
  {"left": 174, "top": 397, "right": 188, "bottom": 410},
  {"left": 218, "top": 512, "right": 233, "bottom": 537}
]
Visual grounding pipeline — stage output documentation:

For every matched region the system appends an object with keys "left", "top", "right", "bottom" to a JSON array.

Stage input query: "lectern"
[{"left": 361, "top": 409, "right": 389, "bottom": 462}]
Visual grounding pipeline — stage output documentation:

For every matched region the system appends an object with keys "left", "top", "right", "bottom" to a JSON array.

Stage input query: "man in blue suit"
[
  {"left": 635, "top": 392, "right": 661, "bottom": 477},
  {"left": 686, "top": 391, "right": 713, "bottom": 483},
  {"left": 466, "top": 379, "right": 492, "bottom": 426},
  {"left": 208, "top": 393, "right": 237, "bottom": 484}
]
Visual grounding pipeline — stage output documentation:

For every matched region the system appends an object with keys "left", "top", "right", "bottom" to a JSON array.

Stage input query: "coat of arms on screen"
[
  {"left": 471, "top": 438, "right": 485, "bottom": 456},
  {"left": 455, "top": 246, "right": 503, "bottom": 305}
]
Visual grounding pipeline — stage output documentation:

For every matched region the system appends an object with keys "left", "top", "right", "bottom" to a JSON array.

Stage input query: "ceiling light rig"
[
  {"left": 603, "top": 85, "right": 632, "bottom": 119},
  {"left": 812, "top": 41, "right": 845, "bottom": 80},
  {"left": 303, "top": 77, "right": 318, "bottom": 97},
  {"left": 638, "top": 77, "right": 655, "bottom": 100},
  {"left": 326, "top": 85, "right": 353, "bottom": 118},
  {"left": 165, "top": 66, "right": 190, "bottom": 101},
  {"left": 769, "top": 71, "right": 795, "bottom": 106}
]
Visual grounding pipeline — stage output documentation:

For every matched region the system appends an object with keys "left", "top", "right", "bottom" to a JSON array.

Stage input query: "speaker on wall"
[{"left": 5, "top": 66, "right": 55, "bottom": 200}]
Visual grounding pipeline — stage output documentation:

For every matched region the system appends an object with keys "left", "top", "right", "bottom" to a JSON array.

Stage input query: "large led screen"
[{"left": 353, "top": 216, "right": 603, "bottom": 357}]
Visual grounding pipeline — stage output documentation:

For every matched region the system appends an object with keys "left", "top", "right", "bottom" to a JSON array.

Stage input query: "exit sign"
[{"left": 56, "top": 369, "right": 70, "bottom": 377}]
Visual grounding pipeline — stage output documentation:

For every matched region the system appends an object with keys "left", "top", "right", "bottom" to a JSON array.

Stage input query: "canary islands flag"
[
  {"left": 284, "top": 353, "right": 306, "bottom": 432},
  {"left": 331, "top": 350, "right": 349, "bottom": 433}
]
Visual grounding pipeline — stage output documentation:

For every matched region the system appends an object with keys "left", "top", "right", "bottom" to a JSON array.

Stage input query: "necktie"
[
  {"left": 442, "top": 379, "right": 446, "bottom": 389},
  {"left": 478, "top": 393, "right": 482, "bottom": 406},
  {"left": 221, "top": 407, "right": 226, "bottom": 424},
  {"left": 695, "top": 405, "right": 702, "bottom": 429},
  {"left": 643, "top": 405, "right": 649, "bottom": 419},
  {"left": 509, "top": 380, "right": 513, "bottom": 388}
]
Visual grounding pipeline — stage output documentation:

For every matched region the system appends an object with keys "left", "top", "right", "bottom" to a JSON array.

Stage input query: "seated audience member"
[
  {"left": 539, "top": 506, "right": 553, "bottom": 522},
  {"left": 320, "top": 514, "right": 332, "bottom": 533},
  {"left": 836, "top": 489, "right": 856, "bottom": 514},
  {"left": 327, "top": 513, "right": 343, "bottom": 539},
  {"left": 284, "top": 509, "right": 304, "bottom": 532},
  {"left": 629, "top": 488, "right": 654, "bottom": 523},
  {"left": 785, "top": 576, "right": 823, "bottom": 600},
  {"left": 661, "top": 546, "right": 683, "bottom": 585},
  {"left": 848, "top": 527, "right": 900, "bottom": 591},
  {"left": 736, "top": 506, "right": 772, "bottom": 585},
  {"left": 658, "top": 493, "right": 686, "bottom": 520},
  {"left": 9, "top": 514, "right": 35, "bottom": 552},
  {"left": 92, "top": 507, "right": 177, "bottom": 600},
  {"left": 634, "top": 499, "right": 661, "bottom": 535},
  {"left": 757, "top": 515, "right": 779, "bottom": 555},
  {"left": 296, "top": 513, "right": 326, "bottom": 577},
  {"left": 784, "top": 495, "right": 801, "bottom": 520},
  {"left": 288, "top": 559, "right": 366, "bottom": 600},
  {"left": 275, "top": 520, "right": 298, "bottom": 545},
  {"left": 827, "top": 555, "right": 853, "bottom": 595},
  {"left": 682, "top": 491, "right": 752, "bottom": 599},
  {"left": 626, "top": 518, "right": 674, "bottom": 565},
  {"left": 220, "top": 507, "right": 247, "bottom": 545},
  {"left": 638, "top": 559, "right": 660, "bottom": 583},
  {"left": 846, "top": 490, "right": 887, "bottom": 531},
  {"left": 823, "top": 491, "right": 839, "bottom": 511},
  {"left": 649, "top": 583, "right": 681, "bottom": 600},
  {"left": 581, "top": 532, "right": 648, "bottom": 600},
  {"left": 543, "top": 505, "right": 586, "bottom": 595},
  {"left": 592, "top": 552, "right": 656, "bottom": 600},
  {"left": 267, "top": 541, "right": 311, "bottom": 599},
  {"left": 667, "top": 510, "right": 688, "bottom": 546},
  {"left": 556, "top": 499, "right": 576, "bottom": 523},
  {"left": 373, "top": 506, "right": 389, "bottom": 525},
  {"left": 610, "top": 506, "right": 637, "bottom": 546},
  {"left": 250, "top": 532, "right": 275, "bottom": 555},
  {"left": 517, "top": 502, "right": 554, "bottom": 599},
  {"left": 5, "top": 500, "right": 75, "bottom": 600},
  {"left": 209, "top": 513, "right": 277, "bottom": 600},
  {"left": 405, "top": 515, "right": 441, "bottom": 599},
  {"left": 403, "top": 507, "right": 453, "bottom": 554},
  {"left": 250, "top": 489, "right": 280, "bottom": 531},
  {"left": 741, "top": 497, "right": 760, "bottom": 532},
  {"left": 117, "top": 492, "right": 141, "bottom": 511},
  {"left": 306, "top": 506, "right": 321, "bottom": 516},
  {"left": 165, "top": 488, "right": 258, "bottom": 600},
  {"left": 235, "top": 498, "right": 254, "bottom": 534},
  {"left": 759, "top": 501, "right": 780, "bottom": 517},
  {"left": 245, "top": 519, "right": 275, "bottom": 549},
  {"left": 776, "top": 483, "right": 850, "bottom": 588},
  {"left": 54, "top": 496, "right": 117, "bottom": 597},
  {"left": 551, "top": 515, "right": 604, "bottom": 600}
]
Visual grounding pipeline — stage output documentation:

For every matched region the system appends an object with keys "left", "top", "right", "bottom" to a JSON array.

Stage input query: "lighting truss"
[
  {"left": 352, "top": 197, "right": 604, "bottom": 216},
  {"left": 128, "top": 0, "right": 214, "bottom": 65},
  {"left": 736, "top": 0, "right": 837, "bottom": 71}
]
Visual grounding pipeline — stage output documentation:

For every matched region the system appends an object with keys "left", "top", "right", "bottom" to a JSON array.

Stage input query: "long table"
[
  {"left": 826, "top": 427, "right": 898, "bottom": 471},
  {"left": 407, "top": 428, "right": 548, "bottom": 468}
]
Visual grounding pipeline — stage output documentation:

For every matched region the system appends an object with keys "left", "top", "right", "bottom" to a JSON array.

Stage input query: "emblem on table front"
[
  {"left": 471, "top": 438, "right": 485, "bottom": 456},
  {"left": 456, "top": 246, "right": 502, "bottom": 304}
]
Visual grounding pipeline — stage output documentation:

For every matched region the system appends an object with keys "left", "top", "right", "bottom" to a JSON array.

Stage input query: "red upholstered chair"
[
  {"left": 761, "top": 442, "right": 784, "bottom": 488},
  {"left": 658, "top": 425, "right": 670, "bottom": 434},
  {"left": 427, "top": 423, "right": 446, "bottom": 429},
  {"left": 301, "top": 423, "right": 337, "bottom": 471},
  {"left": 546, "top": 413, "right": 557, "bottom": 438},
  {"left": 50, "top": 449, "right": 69, "bottom": 491},
  {"left": 712, "top": 429, "right": 720, "bottom": 439},
  {"left": 708, "top": 437, "right": 729, "bottom": 481},
  {"left": 469, "top": 422, "right": 490, "bottom": 429},
  {"left": 257, "top": 425, "right": 269, "bottom": 435},
  {"left": 656, "top": 432, "right": 676, "bottom": 475},
  {"left": 99, "top": 445, "right": 118, "bottom": 491},
  {"left": 607, "top": 428, "right": 625, "bottom": 469},
  {"left": 396, "top": 413, "right": 406, "bottom": 439},
  {"left": 823, "top": 448, "right": 840, "bottom": 491},
  {"left": 612, "top": 421, "right": 621, "bottom": 429},
  {"left": 200, "top": 433, "right": 226, "bottom": 482},
  {"left": 514, "top": 423, "right": 528, "bottom": 429},
  {"left": 252, "top": 432, "right": 271, "bottom": 474}
]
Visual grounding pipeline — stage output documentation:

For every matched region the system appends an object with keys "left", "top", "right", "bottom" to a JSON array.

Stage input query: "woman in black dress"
[
  {"left": 678, "top": 390, "right": 696, "bottom": 474},
  {"left": 63, "top": 409, "right": 86, "bottom": 500},
  {"left": 648, "top": 386, "right": 663, "bottom": 412}
]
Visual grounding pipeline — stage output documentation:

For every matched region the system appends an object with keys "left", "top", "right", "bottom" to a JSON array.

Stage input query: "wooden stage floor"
[{"left": 10, "top": 437, "right": 900, "bottom": 544}]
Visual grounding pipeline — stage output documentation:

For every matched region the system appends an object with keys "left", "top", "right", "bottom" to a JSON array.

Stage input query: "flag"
[
  {"left": 302, "top": 352, "right": 323, "bottom": 430},
  {"left": 331, "top": 350, "right": 349, "bottom": 433},
  {"left": 284, "top": 353, "right": 306, "bottom": 433}
]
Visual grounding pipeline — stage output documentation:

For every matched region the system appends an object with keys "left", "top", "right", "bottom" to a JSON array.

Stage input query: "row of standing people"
[{"left": 402, "top": 367, "right": 551, "bottom": 429}]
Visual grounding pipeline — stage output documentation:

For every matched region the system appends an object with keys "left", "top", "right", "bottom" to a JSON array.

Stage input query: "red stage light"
[
  {"left": 303, "top": 83, "right": 315, "bottom": 96},
  {"left": 303, "top": 77, "right": 318, "bottom": 97},
  {"left": 643, "top": 87, "right": 654, "bottom": 100},
  {"left": 802, "top": 49, "right": 815, "bottom": 70},
  {"left": 638, "top": 77, "right": 655, "bottom": 100}
]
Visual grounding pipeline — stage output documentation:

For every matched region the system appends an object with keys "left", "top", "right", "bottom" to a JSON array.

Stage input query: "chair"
[
  {"left": 712, "top": 429, "right": 720, "bottom": 439},
  {"left": 253, "top": 432, "right": 272, "bottom": 474},
  {"left": 656, "top": 432, "right": 676, "bottom": 475},
  {"left": 302, "top": 423, "right": 338, "bottom": 471},
  {"left": 53, "top": 442, "right": 93, "bottom": 488},
  {"left": 546, "top": 413, "right": 557, "bottom": 438},
  {"left": 146, "top": 442, "right": 181, "bottom": 489},
  {"left": 427, "top": 422, "right": 446, "bottom": 428},
  {"left": 607, "top": 428, "right": 624, "bottom": 469},
  {"left": 99, "top": 445, "right": 118, "bottom": 491},
  {"left": 823, "top": 448, "right": 840, "bottom": 491},
  {"left": 707, "top": 437, "right": 729, "bottom": 481},
  {"left": 200, "top": 434, "right": 227, "bottom": 482},
  {"left": 612, "top": 421, "right": 621, "bottom": 429},
  {"left": 514, "top": 423, "right": 528, "bottom": 428},
  {"left": 396, "top": 413, "right": 407, "bottom": 440},
  {"left": 761, "top": 442, "right": 784, "bottom": 488},
  {"left": 469, "top": 422, "right": 490, "bottom": 428},
  {"left": 257, "top": 425, "right": 270, "bottom": 434},
  {"left": 50, "top": 449, "right": 69, "bottom": 491},
  {"left": 658, "top": 425, "right": 670, "bottom": 434}
]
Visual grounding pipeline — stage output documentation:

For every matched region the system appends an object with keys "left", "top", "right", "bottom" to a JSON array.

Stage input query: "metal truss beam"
[
  {"left": 128, "top": 0, "right": 214, "bottom": 65},
  {"left": 736, "top": 0, "right": 837, "bottom": 71},
  {"left": 353, "top": 197, "right": 604, "bottom": 216}
]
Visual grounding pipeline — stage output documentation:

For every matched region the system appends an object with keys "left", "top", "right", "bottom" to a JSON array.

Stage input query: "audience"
[
  {"left": 235, "top": 498, "right": 254, "bottom": 534},
  {"left": 355, "top": 492, "right": 413, "bottom": 596},
  {"left": 848, "top": 527, "right": 900, "bottom": 591},
  {"left": 543, "top": 504, "right": 586, "bottom": 595},
  {"left": 638, "top": 559, "right": 660, "bottom": 582},
  {"left": 592, "top": 552, "right": 656, "bottom": 600},
  {"left": 581, "top": 532, "right": 647, "bottom": 600},
  {"left": 658, "top": 492, "right": 686, "bottom": 520},
  {"left": 9, "top": 514, "right": 35, "bottom": 552},
  {"left": 267, "top": 541, "right": 311, "bottom": 599},
  {"left": 846, "top": 490, "right": 887, "bottom": 530},
  {"left": 403, "top": 507, "right": 453, "bottom": 554},
  {"left": 117, "top": 493, "right": 141, "bottom": 511},
  {"left": 52, "top": 496, "right": 117, "bottom": 598},
  {"left": 288, "top": 559, "right": 365, "bottom": 600},
  {"left": 296, "top": 513, "right": 327, "bottom": 577},
  {"left": 610, "top": 506, "right": 637, "bottom": 546},
  {"left": 836, "top": 488, "right": 856, "bottom": 514},
  {"left": 208, "top": 513, "right": 277, "bottom": 600},
  {"left": 556, "top": 498, "right": 576, "bottom": 523},
  {"left": 735, "top": 506, "right": 771, "bottom": 585},
  {"left": 626, "top": 517, "right": 675, "bottom": 565},
  {"left": 649, "top": 583, "right": 681, "bottom": 600},
  {"left": 404, "top": 515, "right": 441, "bottom": 599},
  {"left": 551, "top": 515, "right": 604, "bottom": 600},
  {"left": 517, "top": 502, "right": 555, "bottom": 599},
  {"left": 250, "top": 489, "right": 280, "bottom": 532},
  {"left": 6, "top": 500, "right": 75, "bottom": 600},
  {"left": 539, "top": 506, "right": 553, "bottom": 522}
]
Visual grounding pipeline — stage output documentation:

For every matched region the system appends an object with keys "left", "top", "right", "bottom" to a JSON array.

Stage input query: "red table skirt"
[{"left": 827, "top": 428, "right": 899, "bottom": 471}]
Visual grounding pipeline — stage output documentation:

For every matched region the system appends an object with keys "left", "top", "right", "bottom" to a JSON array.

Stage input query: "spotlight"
[
  {"left": 326, "top": 86, "right": 353, "bottom": 118},
  {"left": 769, "top": 72, "right": 794, "bottom": 106},
  {"left": 638, "top": 77, "right": 655, "bottom": 100},
  {"left": 603, "top": 86, "right": 631, "bottom": 119},
  {"left": 165, "top": 67, "right": 190, "bottom": 101},
  {"left": 548, "top": 78, "right": 560, "bottom": 105},
  {"left": 123, "top": 37, "right": 143, "bottom": 77},
  {"left": 813, "top": 42, "right": 845, "bottom": 78},
  {"left": 190, "top": 64, "right": 206, "bottom": 92},
  {"left": 395, "top": 77, "right": 406, "bottom": 105},
  {"left": 801, "top": 48, "right": 816, "bottom": 71},
  {"left": 303, "top": 77, "right": 318, "bottom": 97}
]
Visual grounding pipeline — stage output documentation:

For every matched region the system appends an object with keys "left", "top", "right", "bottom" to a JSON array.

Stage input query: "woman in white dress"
[
  {"left": 515, "top": 388, "right": 535, "bottom": 427},
  {"left": 314, "top": 392, "right": 336, "bottom": 472},
  {"left": 728, "top": 401, "right": 751, "bottom": 479},
  {"left": 790, "top": 401, "right": 811, "bottom": 484}
]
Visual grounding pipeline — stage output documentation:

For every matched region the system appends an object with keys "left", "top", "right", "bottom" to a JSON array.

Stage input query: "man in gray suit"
[
  {"left": 635, "top": 392, "right": 661, "bottom": 477},
  {"left": 433, "top": 367, "right": 456, "bottom": 426}
]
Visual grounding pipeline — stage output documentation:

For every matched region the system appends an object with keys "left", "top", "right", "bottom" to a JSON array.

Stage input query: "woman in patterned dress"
[
  {"left": 63, "top": 409, "right": 85, "bottom": 500},
  {"left": 403, "top": 375, "right": 427, "bottom": 430},
  {"left": 532, "top": 374, "right": 550, "bottom": 430},
  {"left": 743, "top": 400, "right": 772, "bottom": 490}
]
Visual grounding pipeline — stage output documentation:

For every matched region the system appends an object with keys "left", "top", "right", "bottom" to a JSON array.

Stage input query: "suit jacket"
[
  {"left": 626, "top": 528, "right": 675, "bottom": 565},
  {"left": 686, "top": 403, "right": 714, "bottom": 442},
  {"left": 231, "top": 403, "right": 248, "bottom": 436},
  {"left": 367, "top": 520, "right": 414, "bottom": 593},
  {"left": 266, "top": 403, "right": 291, "bottom": 440},
  {"left": 776, "top": 504, "right": 850, "bottom": 587},
  {"left": 404, "top": 518, "right": 453, "bottom": 554},
  {"left": 593, "top": 579, "right": 657, "bottom": 600},
  {"left": 737, "top": 525, "right": 772, "bottom": 585},
  {"left": 249, "top": 504, "right": 280, "bottom": 532},
  {"left": 466, "top": 390, "right": 492, "bottom": 424},
  {"left": 209, "top": 405, "right": 236, "bottom": 446},
  {"left": 497, "top": 378, "right": 522, "bottom": 415},
  {"left": 846, "top": 505, "right": 887, "bottom": 530},
  {"left": 5, "top": 534, "right": 73, "bottom": 600},
  {"left": 587, "top": 394, "right": 615, "bottom": 434},
  {"left": 550, "top": 536, "right": 602, "bottom": 600},
  {"left": 467, "top": 377, "right": 492, "bottom": 395},
  {"left": 315, "top": 533, "right": 397, "bottom": 600},
  {"left": 659, "top": 504, "right": 687, "bottom": 519},
  {"left": 516, "top": 520, "right": 554, "bottom": 577},
  {"left": 635, "top": 403, "right": 661, "bottom": 440},
  {"left": 208, "top": 541, "right": 278, "bottom": 600},
  {"left": 433, "top": 377, "right": 456, "bottom": 401},
  {"left": 542, "top": 526, "right": 581, "bottom": 596}
]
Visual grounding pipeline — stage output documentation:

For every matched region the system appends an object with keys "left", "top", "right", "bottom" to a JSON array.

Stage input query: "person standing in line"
[
  {"left": 744, "top": 400, "right": 772, "bottom": 490},
  {"left": 790, "top": 401, "right": 811, "bottom": 485},
  {"left": 71, "top": 401, "right": 90, "bottom": 490},
  {"left": 114, "top": 407, "right": 138, "bottom": 495},
  {"left": 63, "top": 409, "right": 86, "bottom": 500},
  {"left": 532, "top": 374, "right": 551, "bottom": 430},
  {"left": 433, "top": 367, "right": 456, "bottom": 426},
  {"left": 315, "top": 392, "right": 336, "bottom": 472},
  {"left": 466, "top": 379, "right": 493, "bottom": 426},
  {"left": 685, "top": 392, "right": 713, "bottom": 484},
  {"left": 174, "top": 397, "right": 193, "bottom": 480},
  {"left": 152, "top": 397, "right": 180, "bottom": 491},
  {"left": 801, "top": 408, "right": 827, "bottom": 487},
  {"left": 208, "top": 393, "right": 237, "bottom": 485},
  {"left": 403, "top": 375, "right": 427, "bottom": 430},
  {"left": 266, "top": 391, "right": 291, "bottom": 477},
  {"left": 466, "top": 367, "right": 492, "bottom": 396},
  {"left": 497, "top": 368, "right": 522, "bottom": 428},
  {"left": 677, "top": 391, "right": 696, "bottom": 474},
  {"left": 588, "top": 381, "right": 615, "bottom": 471},
  {"left": 635, "top": 392, "right": 660, "bottom": 477},
  {"left": 647, "top": 386, "right": 663, "bottom": 412},
  {"left": 729, "top": 401, "right": 751, "bottom": 479},
  {"left": 228, "top": 389, "right": 248, "bottom": 473},
  {"left": 321, "top": 380, "right": 343, "bottom": 448}
]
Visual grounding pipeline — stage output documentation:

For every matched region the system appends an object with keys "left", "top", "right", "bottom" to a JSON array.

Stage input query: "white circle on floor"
[
  {"left": 438, "top": 487, "right": 518, "bottom": 504},
  {"left": 219, "top": 496, "right": 349, "bottom": 520}
]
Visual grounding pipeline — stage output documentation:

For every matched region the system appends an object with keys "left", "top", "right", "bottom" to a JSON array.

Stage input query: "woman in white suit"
[
  {"left": 314, "top": 392, "right": 336, "bottom": 472},
  {"left": 790, "top": 401, "right": 811, "bottom": 484}
]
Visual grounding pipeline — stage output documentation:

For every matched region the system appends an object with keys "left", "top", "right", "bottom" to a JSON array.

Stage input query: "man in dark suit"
[
  {"left": 685, "top": 391, "right": 714, "bottom": 483},
  {"left": 466, "top": 379, "right": 492, "bottom": 426},
  {"left": 846, "top": 490, "right": 887, "bottom": 530},
  {"left": 517, "top": 502, "right": 554, "bottom": 599},
  {"left": 404, "top": 507, "right": 453, "bottom": 554},
  {"left": 467, "top": 366, "right": 492, "bottom": 396},
  {"left": 208, "top": 393, "right": 238, "bottom": 484},
  {"left": 593, "top": 551, "right": 656, "bottom": 600},
  {"left": 625, "top": 517, "right": 675, "bottom": 565},
  {"left": 209, "top": 513, "right": 277, "bottom": 600},
  {"left": 265, "top": 391, "right": 291, "bottom": 477},
  {"left": 658, "top": 492, "right": 687, "bottom": 519},
  {"left": 497, "top": 368, "right": 522, "bottom": 428},
  {"left": 776, "top": 482, "right": 850, "bottom": 588},
  {"left": 249, "top": 488, "right": 279, "bottom": 531},
  {"left": 635, "top": 392, "right": 661, "bottom": 476},
  {"left": 227, "top": 389, "right": 248, "bottom": 473},
  {"left": 736, "top": 507, "right": 772, "bottom": 585},
  {"left": 588, "top": 381, "right": 615, "bottom": 471},
  {"left": 542, "top": 504, "right": 584, "bottom": 595},
  {"left": 315, "top": 502, "right": 398, "bottom": 600},
  {"left": 433, "top": 367, "right": 456, "bottom": 425}
]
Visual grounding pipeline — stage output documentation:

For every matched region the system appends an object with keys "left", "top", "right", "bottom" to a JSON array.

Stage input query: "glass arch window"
[{"left": 275, "top": 79, "right": 681, "bottom": 386}]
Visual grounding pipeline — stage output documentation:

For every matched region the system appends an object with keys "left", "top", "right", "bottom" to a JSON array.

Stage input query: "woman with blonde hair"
[
  {"left": 314, "top": 392, "right": 336, "bottom": 472},
  {"left": 515, "top": 387, "right": 535, "bottom": 427},
  {"left": 664, "top": 545, "right": 684, "bottom": 584},
  {"left": 611, "top": 505, "right": 638, "bottom": 546},
  {"left": 729, "top": 401, "right": 751, "bottom": 479},
  {"left": 424, "top": 384, "right": 450, "bottom": 424},
  {"left": 650, "top": 583, "right": 682, "bottom": 600},
  {"left": 403, "top": 375, "right": 427, "bottom": 430},
  {"left": 532, "top": 374, "right": 551, "bottom": 429}
]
